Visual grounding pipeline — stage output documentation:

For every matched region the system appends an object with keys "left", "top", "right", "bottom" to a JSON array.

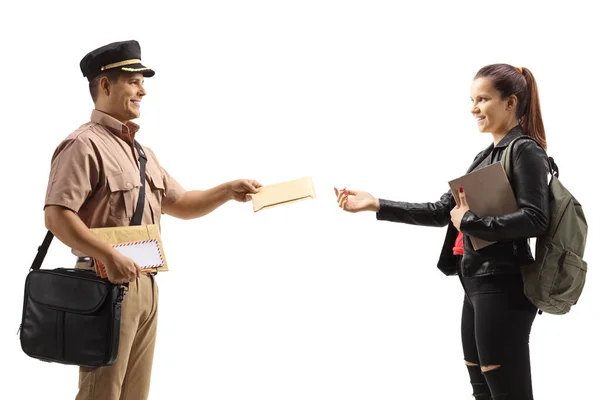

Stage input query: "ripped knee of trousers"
[
  {"left": 481, "top": 364, "right": 501, "bottom": 373},
  {"left": 466, "top": 363, "right": 491, "bottom": 399},
  {"left": 482, "top": 366, "right": 508, "bottom": 400}
]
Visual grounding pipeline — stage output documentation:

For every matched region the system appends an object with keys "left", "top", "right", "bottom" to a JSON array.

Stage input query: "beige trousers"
[{"left": 74, "top": 261, "right": 159, "bottom": 400}]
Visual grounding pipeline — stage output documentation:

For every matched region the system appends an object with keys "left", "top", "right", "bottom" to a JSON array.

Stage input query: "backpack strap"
[
  {"left": 548, "top": 156, "right": 559, "bottom": 178},
  {"left": 500, "top": 135, "right": 555, "bottom": 181}
]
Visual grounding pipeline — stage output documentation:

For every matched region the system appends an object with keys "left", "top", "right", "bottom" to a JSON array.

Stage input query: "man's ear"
[{"left": 99, "top": 76, "right": 112, "bottom": 97}]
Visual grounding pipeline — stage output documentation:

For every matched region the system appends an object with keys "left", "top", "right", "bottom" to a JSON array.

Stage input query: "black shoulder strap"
[
  {"left": 30, "top": 231, "right": 54, "bottom": 271},
  {"left": 131, "top": 140, "right": 147, "bottom": 226},
  {"left": 31, "top": 141, "right": 148, "bottom": 271}
]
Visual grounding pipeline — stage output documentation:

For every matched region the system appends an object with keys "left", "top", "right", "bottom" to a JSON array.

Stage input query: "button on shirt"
[{"left": 44, "top": 110, "right": 185, "bottom": 229}]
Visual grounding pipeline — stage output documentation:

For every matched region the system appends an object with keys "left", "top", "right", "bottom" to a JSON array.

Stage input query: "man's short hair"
[{"left": 89, "top": 70, "right": 122, "bottom": 102}]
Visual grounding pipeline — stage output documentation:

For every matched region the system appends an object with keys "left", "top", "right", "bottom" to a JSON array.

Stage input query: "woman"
[{"left": 334, "top": 64, "right": 550, "bottom": 400}]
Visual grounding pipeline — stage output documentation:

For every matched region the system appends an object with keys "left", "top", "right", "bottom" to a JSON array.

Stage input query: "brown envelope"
[
  {"left": 88, "top": 224, "right": 169, "bottom": 277},
  {"left": 252, "top": 176, "right": 316, "bottom": 212},
  {"left": 448, "top": 162, "right": 518, "bottom": 250}
]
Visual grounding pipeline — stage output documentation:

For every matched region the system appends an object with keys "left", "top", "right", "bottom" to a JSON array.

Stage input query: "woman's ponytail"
[{"left": 520, "top": 67, "right": 547, "bottom": 150}]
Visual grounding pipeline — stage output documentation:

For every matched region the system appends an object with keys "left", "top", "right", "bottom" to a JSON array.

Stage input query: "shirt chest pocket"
[
  {"left": 146, "top": 166, "right": 165, "bottom": 218},
  {"left": 107, "top": 170, "right": 141, "bottom": 219}
]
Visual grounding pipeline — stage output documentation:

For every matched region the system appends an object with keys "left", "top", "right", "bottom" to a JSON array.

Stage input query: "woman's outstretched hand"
[{"left": 334, "top": 187, "right": 380, "bottom": 213}]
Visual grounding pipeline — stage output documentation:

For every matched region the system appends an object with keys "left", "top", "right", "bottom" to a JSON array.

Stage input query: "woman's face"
[{"left": 470, "top": 77, "right": 517, "bottom": 135}]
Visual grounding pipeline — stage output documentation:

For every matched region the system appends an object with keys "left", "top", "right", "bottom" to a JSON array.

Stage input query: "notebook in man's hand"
[{"left": 448, "top": 162, "right": 519, "bottom": 250}]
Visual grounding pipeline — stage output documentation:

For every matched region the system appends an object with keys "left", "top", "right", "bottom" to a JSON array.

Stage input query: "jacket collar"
[
  {"left": 466, "top": 125, "right": 524, "bottom": 173},
  {"left": 494, "top": 125, "right": 524, "bottom": 148}
]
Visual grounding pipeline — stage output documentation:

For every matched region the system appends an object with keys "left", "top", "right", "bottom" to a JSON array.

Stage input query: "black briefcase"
[{"left": 19, "top": 257, "right": 126, "bottom": 368}]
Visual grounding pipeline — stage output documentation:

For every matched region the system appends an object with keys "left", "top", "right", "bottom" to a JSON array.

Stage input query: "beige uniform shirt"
[{"left": 44, "top": 110, "right": 185, "bottom": 231}]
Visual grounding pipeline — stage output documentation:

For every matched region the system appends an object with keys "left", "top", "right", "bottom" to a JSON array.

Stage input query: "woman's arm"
[
  {"left": 376, "top": 190, "right": 454, "bottom": 227},
  {"left": 460, "top": 140, "right": 550, "bottom": 241}
]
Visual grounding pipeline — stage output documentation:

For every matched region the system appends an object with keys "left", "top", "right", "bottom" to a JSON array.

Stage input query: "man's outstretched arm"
[{"left": 163, "top": 179, "right": 262, "bottom": 220}]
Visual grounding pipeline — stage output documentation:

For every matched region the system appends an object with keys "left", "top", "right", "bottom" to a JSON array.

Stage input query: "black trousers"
[{"left": 459, "top": 266, "right": 538, "bottom": 399}]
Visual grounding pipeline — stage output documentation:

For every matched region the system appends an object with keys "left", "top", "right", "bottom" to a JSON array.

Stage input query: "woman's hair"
[{"left": 475, "top": 64, "right": 547, "bottom": 150}]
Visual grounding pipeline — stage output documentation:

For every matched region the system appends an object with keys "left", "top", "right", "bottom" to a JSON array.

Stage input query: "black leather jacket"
[{"left": 375, "top": 126, "right": 550, "bottom": 277}]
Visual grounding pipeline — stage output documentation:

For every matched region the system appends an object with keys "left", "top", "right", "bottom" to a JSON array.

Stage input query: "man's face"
[{"left": 102, "top": 72, "right": 146, "bottom": 122}]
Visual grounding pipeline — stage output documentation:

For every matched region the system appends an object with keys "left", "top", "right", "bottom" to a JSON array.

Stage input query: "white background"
[{"left": 1, "top": 1, "right": 598, "bottom": 399}]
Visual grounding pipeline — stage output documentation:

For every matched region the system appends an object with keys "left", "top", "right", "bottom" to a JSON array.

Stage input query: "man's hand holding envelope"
[{"left": 89, "top": 224, "right": 169, "bottom": 281}]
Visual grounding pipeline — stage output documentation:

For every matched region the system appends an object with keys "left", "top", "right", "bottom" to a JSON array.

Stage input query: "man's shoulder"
[
  {"left": 69, "top": 121, "right": 103, "bottom": 141},
  {"left": 50, "top": 122, "right": 108, "bottom": 162},
  {"left": 54, "top": 121, "right": 107, "bottom": 148}
]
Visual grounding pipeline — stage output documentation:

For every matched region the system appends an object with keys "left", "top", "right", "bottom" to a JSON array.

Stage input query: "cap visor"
[{"left": 119, "top": 63, "right": 155, "bottom": 77}]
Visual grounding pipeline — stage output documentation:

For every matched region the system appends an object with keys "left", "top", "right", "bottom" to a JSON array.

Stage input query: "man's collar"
[
  {"left": 495, "top": 125, "right": 523, "bottom": 148},
  {"left": 90, "top": 109, "right": 140, "bottom": 142}
]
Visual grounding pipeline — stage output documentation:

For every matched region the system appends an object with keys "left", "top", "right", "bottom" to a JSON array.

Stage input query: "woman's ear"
[{"left": 506, "top": 94, "right": 518, "bottom": 111}]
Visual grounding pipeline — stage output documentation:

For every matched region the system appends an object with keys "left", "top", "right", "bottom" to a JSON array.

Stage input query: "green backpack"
[{"left": 501, "top": 136, "right": 588, "bottom": 315}]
